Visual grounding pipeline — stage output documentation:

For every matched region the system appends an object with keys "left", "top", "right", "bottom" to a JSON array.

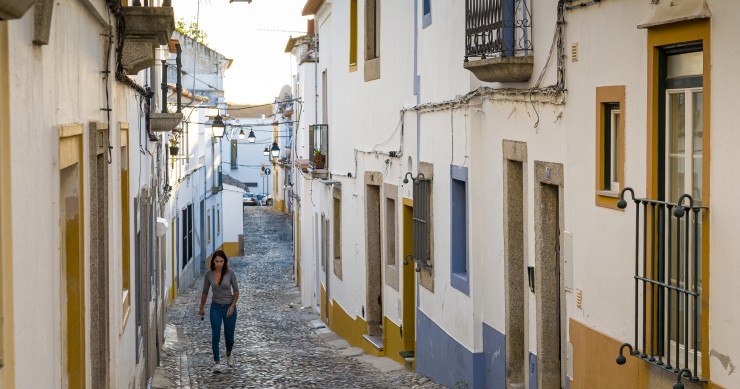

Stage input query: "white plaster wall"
[
  {"left": 555, "top": 2, "right": 740, "bottom": 387},
  {"left": 300, "top": 0, "right": 740, "bottom": 386},
  {"left": 562, "top": 1, "right": 650, "bottom": 349},
  {"left": 222, "top": 184, "right": 244, "bottom": 244},
  {"left": 6, "top": 1, "right": 164, "bottom": 387},
  {"left": 221, "top": 116, "right": 273, "bottom": 194}
]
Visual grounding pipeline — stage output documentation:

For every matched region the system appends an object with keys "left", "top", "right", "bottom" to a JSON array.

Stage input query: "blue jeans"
[{"left": 209, "top": 302, "right": 237, "bottom": 362}]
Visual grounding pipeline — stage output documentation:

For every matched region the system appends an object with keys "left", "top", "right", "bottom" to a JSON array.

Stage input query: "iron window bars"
[
  {"left": 615, "top": 188, "right": 706, "bottom": 387},
  {"left": 309, "top": 124, "right": 329, "bottom": 170},
  {"left": 464, "top": 0, "right": 532, "bottom": 61},
  {"left": 405, "top": 173, "right": 432, "bottom": 272}
]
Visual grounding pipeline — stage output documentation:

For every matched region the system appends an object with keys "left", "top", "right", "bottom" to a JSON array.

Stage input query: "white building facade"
[
  {"left": 294, "top": 0, "right": 739, "bottom": 388},
  {"left": 0, "top": 1, "right": 179, "bottom": 388}
]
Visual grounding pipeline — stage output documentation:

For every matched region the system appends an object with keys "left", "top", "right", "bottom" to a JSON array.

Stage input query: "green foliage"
[
  {"left": 176, "top": 18, "right": 208, "bottom": 47},
  {"left": 452, "top": 380, "right": 469, "bottom": 389}
]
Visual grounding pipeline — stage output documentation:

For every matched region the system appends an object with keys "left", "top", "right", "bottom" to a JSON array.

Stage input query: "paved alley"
[{"left": 152, "top": 206, "right": 444, "bottom": 389}]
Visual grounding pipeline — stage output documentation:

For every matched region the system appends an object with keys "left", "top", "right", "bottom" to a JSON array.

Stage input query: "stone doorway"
[{"left": 534, "top": 161, "right": 565, "bottom": 389}]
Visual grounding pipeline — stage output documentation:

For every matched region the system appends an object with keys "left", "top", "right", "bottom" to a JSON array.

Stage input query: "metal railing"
[
  {"left": 406, "top": 174, "right": 431, "bottom": 272},
  {"left": 309, "top": 124, "right": 328, "bottom": 170},
  {"left": 615, "top": 188, "right": 706, "bottom": 387},
  {"left": 464, "top": 0, "right": 532, "bottom": 60},
  {"left": 132, "top": 0, "right": 172, "bottom": 6}
]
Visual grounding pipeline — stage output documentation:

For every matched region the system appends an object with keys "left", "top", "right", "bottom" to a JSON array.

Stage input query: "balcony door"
[{"left": 663, "top": 49, "right": 703, "bottom": 363}]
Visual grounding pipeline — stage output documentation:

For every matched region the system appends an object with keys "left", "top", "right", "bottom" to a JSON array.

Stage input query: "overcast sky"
[{"left": 171, "top": 0, "right": 308, "bottom": 105}]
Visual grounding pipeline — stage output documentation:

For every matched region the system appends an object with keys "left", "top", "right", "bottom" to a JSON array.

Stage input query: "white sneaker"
[
  {"left": 212, "top": 362, "right": 222, "bottom": 373},
  {"left": 227, "top": 353, "right": 235, "bottom": 367}
]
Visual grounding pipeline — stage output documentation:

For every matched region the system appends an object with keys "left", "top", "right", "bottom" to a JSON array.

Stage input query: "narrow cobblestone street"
[{"left": 152, "top": 206, "right": 444, "bottom": 389}]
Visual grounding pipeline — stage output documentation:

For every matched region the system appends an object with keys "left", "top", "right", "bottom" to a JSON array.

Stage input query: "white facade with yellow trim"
[
  {"left": 0, "top": 1, "right": 182, "bottom": 388},
  {"left": 293, "top": 0, "right": 740, "bottom": 388}
]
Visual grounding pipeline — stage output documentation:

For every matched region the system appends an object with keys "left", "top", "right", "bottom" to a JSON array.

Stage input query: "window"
[
  {"left": 230, "top": 139, "right": 237, "bottom": 169},
  {"left": 121, "top": 143, "right": 131, "bottom": 326},
  {"left": 349, "top": 0, "right": 358, "bottom": 70},
  {"left": 207, "top": 209, "right": 211, "bottom": 244},
  {"left": 333, "top": 190, "right": 342, "bottom": 279},
  {"left": 181, "top": 205, "right": 193, "bottom": 268},
  {"left": 134, "top": 197, "right": 142, "bottom": 363},
  {"left": 663, "top": 48, "right": 703, "bottom": 359},
  {"left": 595, "top": 85, "right": 625, "bottom": 209},
  {"left": 412, "top": 178, "right": 432, "bottom": 278},
  {"left": 364, "top": 0, "right": 380, "bottom": 81},
  {"left": 365, "top": 0, "right": 379, "bottom": 60},
  {"left": 385, "top": 197, "right": 396, "bottom": 266},
  {"left": 617, "top": 24, "right": 710, "bottom": 381},
  {"left": 450, "top": 165, "right": 469, "bottom": 295},
  {"left": 216, "top": 204, "right": 220, "bottom": 236},
  {"left": 422, "top": 0, "right": 432, "bottom": 28}
]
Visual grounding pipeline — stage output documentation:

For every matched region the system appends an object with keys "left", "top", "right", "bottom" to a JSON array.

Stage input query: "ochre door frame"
[{"left": 59, "top": 123, "right": 86, "bottom": 389}]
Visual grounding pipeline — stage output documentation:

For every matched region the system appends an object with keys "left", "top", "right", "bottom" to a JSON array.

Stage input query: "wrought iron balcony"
[
  {"left": 121, "top": 1, "right": 176, "bottom": 74},
  {"left": 463, "top": 0, "right": 534, "bottom": 82},
  {"left": 615, "top": 188, "right": 707, "bottom": 388},
  {"left": 309, "top": 124, "right": 328, "bottom": 175}
]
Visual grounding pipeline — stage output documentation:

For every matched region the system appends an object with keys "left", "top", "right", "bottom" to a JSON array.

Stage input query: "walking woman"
[{"left": 199, "top": 250, "right": 240, "bottom": 373}]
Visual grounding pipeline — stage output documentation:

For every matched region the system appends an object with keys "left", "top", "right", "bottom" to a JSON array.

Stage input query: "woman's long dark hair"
[{"left": 210, "top": 250, "right": 229, "bottom": 285}]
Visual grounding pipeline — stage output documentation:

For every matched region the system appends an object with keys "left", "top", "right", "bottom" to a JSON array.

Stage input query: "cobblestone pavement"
[{"left": 152, "top": 206, "right": 445, "bottom": 389}]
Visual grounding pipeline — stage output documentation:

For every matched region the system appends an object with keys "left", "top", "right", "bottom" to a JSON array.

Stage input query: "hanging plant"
[{"left": 169, "top": 133, "right": 180, "bottom": 156}]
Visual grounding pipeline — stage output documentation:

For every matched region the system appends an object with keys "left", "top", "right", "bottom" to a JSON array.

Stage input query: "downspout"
[
  {"left": 414, "top": 0, "right": 420, "bottom": 165},
  {"left": 176, "top": 44, "right": 182, "bottom": 113},
  {"left": 413, "top": 0, "right": 421, "bottom": 312}
]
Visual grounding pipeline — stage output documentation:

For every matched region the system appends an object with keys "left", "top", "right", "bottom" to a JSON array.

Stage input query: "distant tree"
[{"left": 176, "top": 18, "right": 208, "bottom": 47}]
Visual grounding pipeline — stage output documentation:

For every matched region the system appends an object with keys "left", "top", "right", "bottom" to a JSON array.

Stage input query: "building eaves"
[
  {"left": 226, "top": 103, "right": 275, "bottom": 119},
  {"left": 301, "top": 0, "right": 324, "bottom": 16}
]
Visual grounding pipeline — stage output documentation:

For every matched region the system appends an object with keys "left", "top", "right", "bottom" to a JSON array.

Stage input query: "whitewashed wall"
[{"left": 6, "top": 1, "right": 163, "bottom": 387}]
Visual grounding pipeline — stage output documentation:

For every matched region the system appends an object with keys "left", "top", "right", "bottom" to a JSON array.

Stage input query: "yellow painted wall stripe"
[{"left": 0, "top": 21, "right": 15, "bottom": 389}]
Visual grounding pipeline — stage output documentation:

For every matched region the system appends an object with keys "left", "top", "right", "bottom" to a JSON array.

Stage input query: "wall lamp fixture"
[{"left": 403, "top": 172, "right": 426, "bottom": 184}]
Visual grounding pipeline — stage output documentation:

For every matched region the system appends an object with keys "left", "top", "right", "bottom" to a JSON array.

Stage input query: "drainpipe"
[
  {"left": 414, "top": 0, "right": 420, "bottom": 162},
  {"left": 413, "top": 0, "right": 421, "bottom": 311},
  {"left": 176, "top": 44, "right": 182, "bottom": 113},
  {"left": 160, "top": 58, "right": 167, "bottom": 113}
]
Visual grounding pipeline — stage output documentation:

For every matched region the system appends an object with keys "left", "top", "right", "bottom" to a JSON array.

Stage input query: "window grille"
[
  {"left": 412, "top": 178, "right": 432, "bottom": 272},
  {"left": 464, "top": 0, "right": 532, "bottom": 60},
  {"left": 616, "top": 188, "right": 706, "bottom": 385}
]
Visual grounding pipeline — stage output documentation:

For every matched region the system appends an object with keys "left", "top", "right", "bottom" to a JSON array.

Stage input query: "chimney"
[{"left": 307, "top": 19, "right": 315, "bottom": 36}]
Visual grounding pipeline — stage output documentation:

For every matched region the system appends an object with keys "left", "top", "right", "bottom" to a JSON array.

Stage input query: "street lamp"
[
  {"left": 263, "top": 146, "right": 269, "bottom": 156},
  {"left": 211, "top": 114, "right": 226, "bottom": 139},
  {"left": 238, "top": 128, "right": 245, "bottom": 140},
  {"left": 270, "top": 141, "right": 280, "bottom": 158},
  {"left": 247, "top": 128, "right": 256, "bottom": 143}
]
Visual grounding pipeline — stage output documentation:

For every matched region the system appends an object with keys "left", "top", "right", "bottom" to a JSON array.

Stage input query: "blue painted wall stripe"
[
  {"left": 529, "top": 352, "right": 538, "bottom": 389},
  {"left": 482, "top": 323, "right": 506, "bottom": 389}
]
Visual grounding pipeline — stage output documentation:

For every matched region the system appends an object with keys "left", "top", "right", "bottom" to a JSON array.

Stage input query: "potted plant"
[
  {"left": 313, "top": 148, "right": 325, "bottom": 168},
  {"left": 169, "top": 134, "right": 180, "bottom": 156}
]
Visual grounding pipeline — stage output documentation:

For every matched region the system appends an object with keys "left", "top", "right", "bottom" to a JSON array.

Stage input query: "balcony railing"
[
  {"left": 309, "top": 124, "right": 328, "bottom": 171},
  {"left": 463, "top": 0, "right": 534, "bottom": 82},
  {"left": 615, "top": 188, "right": 706, "bottom": 387},
  {"left": 465, "top": 0, "right": 532, "bottom": 59}
]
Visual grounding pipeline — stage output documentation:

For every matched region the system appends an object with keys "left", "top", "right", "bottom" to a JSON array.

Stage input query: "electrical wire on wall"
[{"left": 101, "top": 10, "right": 114, "bottom": 164}]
